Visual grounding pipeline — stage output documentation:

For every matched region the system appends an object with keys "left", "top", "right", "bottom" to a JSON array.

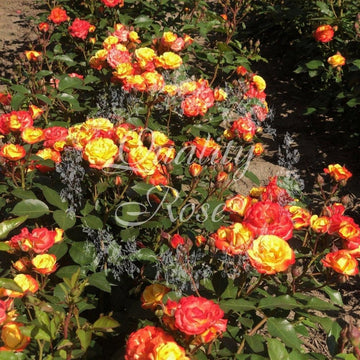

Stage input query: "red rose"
[
  {"left": 43, "top": 126, "right": 68, "bottom": 148},
  {"left": 170, "top": 234, "right": 185, "bottom": 249},
  {"left": 261, "top": 176, "right": 293, "bottom": 206},
  {"left": 48, "top": 7, "right": 68, "bottom": 24},
  {"left": 68, "top": 18, "right": 92, "bottom": 40},
  {"left": 101, "top": 0, "right": 124, "bottom": 7},
  {"left": 174, "top": 296, "right": 226, "bottom": 335},
  {"left": 243, "top": 200, "right": 293, "bottom": 240},
  {"left": 31, "top": 228, "right": 56, "bottom": 254},
  {"left": 313, "top": 25, "right": 334, "bottom": 43}
]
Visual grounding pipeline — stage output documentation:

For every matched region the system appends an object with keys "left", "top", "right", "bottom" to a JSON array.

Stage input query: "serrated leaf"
[
  {"left": 267, "top": 318, "right": 302, "bottom": 350},
  {"left": 267, "top": 338, "right": 290, "bottom": 360},
  {"left": 244, "top": 334, "right": 265, "bottom": 353},
  {"left": 37, "top": 184, "right": 68, "bottom": 210},
  {"left": 220, "top": 298, "right": 257, "bottom": 312},
  {"left": 88, "top": 272, "right": 112, "bottom": 293},
  {"left": 322, "top": 286, "right": 343, "bottom": 306},
  {"left": 81, "top": 215, "right": 103, "bottom": 229},
  {"left": 48, "top": 241, "right": 68, "bottom": 260},
  {"left": 0, "top": 216, "right": 28, "bottom": 239},
  {"left": 10, "top": 84, "right": 31, "bottom": 95},
  {"left": 56, "top": 265, "right": 81, "bottom": 280},
  {"left": 70, "top": 241, "right": 95, "bottom": 266},
  {"left": 11, "top": 199, "right": 50, "bottom": 219},
  {"left": 305, "top": 297, "right": 338, "bottom": 311},
  {"left": 53, "top": 210, "right": 76, "bottom": 230},
  {"left": 258, "top": 295, "right": 301, "bottom": 310},
  {"left": 12, "top": 188, "right": 37, "bottom": 200},
  {"left": 0, "top": 242, "right": 10, "bottom": 251},
  {"left": 35, "top": 93, "right": 53, "bottom": 105}
]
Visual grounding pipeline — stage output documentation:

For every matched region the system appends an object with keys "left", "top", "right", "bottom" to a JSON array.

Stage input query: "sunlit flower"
[
  {"left": 32, "top": 254, "right": 57, "bottom": 275},
  {"left": 48, "top": 7, "right": 69, "bottom": 24},
  {"left": 247, "top": 235, "right": 295, "bottom": 274},
  {"left": 25, "top": 50, "right": 42, "bottom": 61},
  {"left": 0, "top": 144, "right": 26, "bottom": 161},
  {"left": 324, "top": 163, "right": 352, "bottom": 182},
  {"left": 322, "top": 250, "right": 358, "bottom": 275},
  {"left": 83, "top": 137, "right": 119, "bottom": 169}
]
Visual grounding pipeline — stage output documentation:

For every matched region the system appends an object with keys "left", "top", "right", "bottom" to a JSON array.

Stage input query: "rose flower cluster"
[
  {"left": 313, "top": 24, "right": 346, "bottom": 68},
  {"left": 66, "top": 118, "right": 176, "bottom": 185},
  {"left": 202, "top": 166, "right": 359, "bottom": 276},
  {"left": 0, "top": 226, "right": 63, "bottom": 352},
  {"left": 90, "top": 25, "right": 188, "bottom": 92},
  {"left": 124, "top": 284, "right": 227, "bottom": 359}
]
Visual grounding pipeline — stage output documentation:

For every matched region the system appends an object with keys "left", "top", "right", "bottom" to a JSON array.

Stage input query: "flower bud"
[{"left": 189, "top": 163, "right": 203, "bottom": 177}]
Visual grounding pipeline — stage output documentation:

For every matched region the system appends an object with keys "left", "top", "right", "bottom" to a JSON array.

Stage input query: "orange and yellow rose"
[
  {"left": 247, "top": 235, "right": 295, "bottom": 275},
  {"left": 83, "top": 137, "right": 119, "bottom": 169}
]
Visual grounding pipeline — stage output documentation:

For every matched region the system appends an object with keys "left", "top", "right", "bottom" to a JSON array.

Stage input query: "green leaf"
[
  {"left": 12, "top": 188, "right": 37, "bottom": 199},
  {"left": 0, "top": 242, "right": 10, "bottom": 251},
  {"left": 120, "top": 227, "right": 139, "bottom": 241},
  {"left": 0, "top": 278, "right": 23, "bottom": 292},
  {"left": 0, "top": 216, "right": 28, "bottom": 239},
  {"left": 305, "top": 60, "right": 324, "bottom": 70},
  {"left": 88, "top": 272, "right": 111, "bottom": 293},
  {"left": 0, "top": 351, "right": 26, "bottom": 359},
  {"left": 80, "top": 201, "right": 94, "bottom": 216},
  {"left": 267, "top": 338, "right": 290, "bottom": 360},
  {"left": 346, "top": 98, "right": 360, "bottom": 108},
  {"left": 11, "top": 199, "right": 50, "bottom": 219},
  {"left": 244, "top": 334, "right": 265, "bottom": 353},
  {"left": 334, "top": 354, "right": 357, "bottom": 360},
  {"left": 267, "top": 318, "right": 302, "bottom": 350},
  {"left": 316, "top": 1, "right": 333, "bottom": 16},
  {"left": 289, "top": 349, "right": 309, "bottom": 360},
  {"left": 131, "top": 182, "right": 157, "bottom": 196},
  {"left": 56, "top": 265, "right": 82, "bottom": 280},
  {"left": 53, "top": 210, "right": 76, "bottom": 230},
  {"left": 48, "top": 241, "right": 68, "bottom": 260},
  {"left": 70, "top": 241, "right": 95, "bottom": 266},
  {"left": 305, "top": 297, "right": 338, "bottom": 311},
  {"left": 81, "top": 215, "right": 103, "bottom": 229},
  {"left": 10, "top": 84, "right": 31, "bottom": 95},
  {"left": 220, "top": 298, "right": 257, "bottom": 312},
  {"left": 37, "top": 184, "right": 68, "bottom": 210},
  {"left": 258, "top": 295, "right": 301, "bottom": 310},
  {"left": 35, "top": 93, "right": 53, "bottom": 106},
  {"left": 245, "top": 170, "right": 260, "bottom": 185},
  {"left": 53, "top": 54, "right": 76, "bottom": 66},
  {"left": 322, "top": 286, "right": 343, "bottom": 306},
  {"left": 35, "top": 70, "right": 53, "bottom": 79},
  {"left": 10, "top": 93, "right": 26, "bottom": 110},
  {"left": 76, "top": 329, "right": 92, "bottom": 351},
  {"left": 93, "top": 315, "right": 119, "bottom": 331}
]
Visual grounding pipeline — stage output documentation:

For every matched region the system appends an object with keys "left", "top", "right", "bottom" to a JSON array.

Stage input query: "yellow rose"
[
  {"left": 327, "top": 53, "right": 346, "bottom": 67},
  {"left": 141, "top": 284, "right": 170, "bottom": 310},
  {"left": 310, "top": 215, "right": 330, "bottom": 233},
  {"left": 103, "top": 35, "right": 119, "bottom": 50},
  {"left": 156, "top": 52, "right": 182, "bottom": 69},
  {"left": 128, "top": 146, "right": 158, "bottom": 178},
  {"left": 113, "top": 63, "right": 134, "bottom": 79},
  {"left": 0, "top": 322, "right": 30, "bottom": 351},
  {"left": 252, "top": 75, "right": 266, "bottom": 92},
  {"left": 0, "top": 144, "right": 26, "bottom": 161},
  {"left": 153, "top": 341, "right": 189, "bottom": 360},
  {"left": 21, "top": 127, "right": 45, "bottom": 144},
  {"left": 135, "top": 47, "right": 156, "bottom": 63},
  {"left": 161, "top": 31, "right": 177, "bottom": 46},
  {"left": 83, "top": 137, "right": 119, "bottom": 169},
  {"left": 85, "top": 117, "right": 114, "bottom": 131},
  {"left": 163, "top": 84, "right": 178, "bottom": 96},
  {"left": 4, "top": 274, "right": 39, "bottom": 297},
  {"left": 247, "top": 235, "right": 295, "bottom": 274},
  {"left": 31, "top": 254, "right": 57, "bottom": 275}
]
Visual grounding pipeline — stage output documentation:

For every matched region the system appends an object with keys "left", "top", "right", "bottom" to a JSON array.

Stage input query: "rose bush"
[{"left": 0, "top": 0, "right": 359, "bottom": 359}]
